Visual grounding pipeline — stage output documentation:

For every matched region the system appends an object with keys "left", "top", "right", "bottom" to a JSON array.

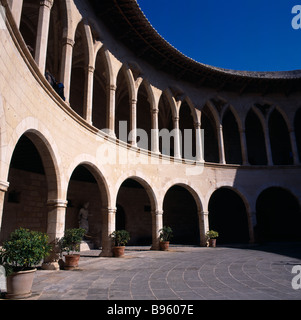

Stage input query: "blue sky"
[{"left": 137, "top": 0, "right": 301, "bottom": 72}]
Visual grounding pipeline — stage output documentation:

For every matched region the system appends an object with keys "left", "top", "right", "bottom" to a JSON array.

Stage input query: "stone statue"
[{"left": 78, "top": 202, "right": 90, "bottom": 234}]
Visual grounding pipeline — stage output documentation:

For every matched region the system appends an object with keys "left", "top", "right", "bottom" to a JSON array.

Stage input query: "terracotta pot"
[
  {"left": 159, "top": 241, "right": 170, "bottom": 251},
  {"left": 112, "top": 246, "right": 125, "bottom": 257},
  {"left": 64, "top": 254, "right": 80, "bottom": 270},
  {"left": 6, "top": 268, "right": 36, "bottom": 299},
  {"left": 209, "top": 239, "right": 216, "bottom": 247}
]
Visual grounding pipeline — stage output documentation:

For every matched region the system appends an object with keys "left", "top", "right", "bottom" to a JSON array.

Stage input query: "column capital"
[
  {"left": 151, "top": 108, "right": 159, "bottom": 115},
  {"left": 85, "top": 65, "right": 95, "bottom": 73},
  {"left": 0, "top": 180, "right": 9, "bottom": 192},
  {"left": 47, "top": 199, "right": 68, "bottom": 208},
  {"left": 151, "top": 210, "right": 163, "bottom": 216},
  {"left": 194, "top": 121, "right": 201, "bottom": 129},
  {"left": 62, "top": 37, "right": 75, "bottom": 47},
  {"left": 107, "top": 84, "right": 117, "bottom": 91},
  {"left": 200, "top": 210, "right": 209, "bottom": 216},
  {"left": 40, "top": 0, "right": 54, "bottom": 8}
]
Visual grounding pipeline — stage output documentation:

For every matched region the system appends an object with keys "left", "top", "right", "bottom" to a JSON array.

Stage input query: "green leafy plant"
[
  {"left": 111, "top": 230, "right": 130, "bottom": 247},
  {"left": 159, "top": 226, "right": 173, "bottom": 242},
  {"left": 0, "top": 228, "right": 51, "bottom": 275},
  {"left": 206, "top": 230, "right": 219, "bottom": 240},
  {"left": 59, "top": 228, "right": 86, "bottom": 255}
]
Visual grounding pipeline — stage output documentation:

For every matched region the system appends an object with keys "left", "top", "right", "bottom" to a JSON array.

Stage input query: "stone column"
[
  {"left": 8, "top": 0, "right": 23, "bottom": 28},
  {"left": 151, "top": 210, "right": 163, "bottom": 250},
  {"left": 194, "top": 121, "right": 204, "bottom": 162},
  {"left": 151, "top": 108, "right": 160, "bottom": 153},
  {"left": 0, "top": 180, "right": 9, "bottom": 233},
  {"left": 129, "top": 98, "right": 137, "bottom": 146},
  {"left": 217, "top": 125, "right": 226, "bottom": 164},
  {"left": 198, "top": 210, "right": 209, "bottom": 247},
  {"left": 239, "top": 128, "right": 249, "bottom": 165},
  {"left": 173, "top": 116, "right": 181, "bottom": 159},
  {"left": 264, "top": 125, "right": 273, "bottom": 165},
  {"left": 60, "top": 37, "right": 74, "bottom": 103},
  {"left": 100, "top": 207, "right": 116, "bottom": 257},
  {"left": 106, "top": 84, "right": 116, "bottom": 137},
  {"left": 34, "top": 0, "right": 53, "bottom": 74},
  {"left": 289, "top": 129, "right": 300, "bottom": 165},
  {"left": 42, "top": 199, "right": 68, "bottom": 270},
  {"left": 83, "top": 65, "right": 95, "bottom": 124}
]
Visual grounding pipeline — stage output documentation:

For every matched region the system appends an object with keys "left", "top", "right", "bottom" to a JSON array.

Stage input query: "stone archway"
[
  {"left": 256, "top": 187, "right": 301, "bottom": 242},
  {"left": 115, "top": 178, "right": 155, "bottom": 246},
  {"left": 0, "top": 131, "right": 59, "bottom": 243},
  {"left": 208, "top": 187, "right": 250, "bottom": 244},
  {"left": 66, "top": 163, "right": 109, "bottom": 248},
  {"left": 163, "top": 185, "right": 200, "bottom": 245}
]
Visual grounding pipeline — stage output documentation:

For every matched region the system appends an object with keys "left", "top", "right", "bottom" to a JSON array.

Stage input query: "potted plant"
[
  {"left": 159, "top": 226, "right": 173, "bottom": 251},
  {"left": 0, "top": 227, "right": 51, "bottom": 299},
  {"left": 206, "top": 230, "right": 219, "bottom": 247},
  {"left": 59, "top": 228, "right": 85, "bottom": 270},
  {"left": 111, "top": 230, "right": 130, "bottom": 257}
]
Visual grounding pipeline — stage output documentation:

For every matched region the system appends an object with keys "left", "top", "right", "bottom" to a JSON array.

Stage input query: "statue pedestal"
[{"left": 80, "top": 240, "right": 94, "bottom": 251}]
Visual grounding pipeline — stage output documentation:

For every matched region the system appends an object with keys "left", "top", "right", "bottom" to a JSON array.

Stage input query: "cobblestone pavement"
[{"left": 2, "top": 243, "right": 301, "bottom": 301}]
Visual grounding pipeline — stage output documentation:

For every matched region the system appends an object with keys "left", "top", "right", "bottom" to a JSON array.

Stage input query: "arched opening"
[
  {"left": 66, "top": 165, "right": 106, "bottom": 248},
  {"left": 92, "top": 48, "right": 107, "bottom": 131},
  {"left": 45, "top": 0, "right": 65, "bottom": 83},
  {"left": 0, "top": 133, "right": 57, "bottom": 243},
  {"left": 201, "top": 105, "right": 219, "bottom": 163},
  {"left": 116, "top": 178, "right": 153, "bottom": 245},
  {"left": 223, "top": 109, "right": 242, "bottom": 164},
  {"left": 179, "top": 101, "right": 196, "bottom": 160},
  {"left": 208, "top": 188, "right": 249, "bottom": 244},
  {"left": 163, "top": 185, "right": 200, "bottom": 245},
  {"left": 294, "top": 108, "right": 301, "bottom": 162},
  {"left": 256, "top": 187, "right": 301, "bottom": 242},
  {"left": 69, "top": 21, "right": 88, "bottom": 117},
  {"left": 245, "top": 109, "right": 267, "bottom": 165},
  {"left": 158, "top": 93, "right": 174, "bottom": 156},
  {"left": 115, "top": 69, "right": 130, "bottom": 143},
  {"left": 137, "top": 83, "right": 152, "bottom": 150},
  {"left": 20, "top": 0, "right": 39, "bottom": 57},
  {"left": 269, "top": 109, "right": 293, "bottom": 165}
]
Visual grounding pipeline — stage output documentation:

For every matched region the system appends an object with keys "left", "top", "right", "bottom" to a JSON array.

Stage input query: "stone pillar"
[
  {"left": 83, "top": 65, "right": 95, "bottom": 124},
  {"left": 173, "top": 116, "right": 181, "bottom": 159},
  {"left": 8, "top": 0, "right": 23, "bottom": 28},
  {"left": 289, "top": 129, "right": 300, "bottom": 165},
  {"left": 245, "top": 210, "right": 255, "bottom": 244},
  {"left": 239, "top": 128, "right": 249, "bottom": 165},
  {"left": 34, "top": 0, "right": 53, "bottom": 74},
  {"left": 151, "top": 108, "right": 160, "bottom": 153},
  {"left": 151, "top": 210, "right": 163, "bottom": 250},
  {"left": 0, "top": 181, "right": 9, "bottom": 233},
  {"left": 198, "top": 210, "right": 209, "bottom": 247},
  {"left": 106, "top": 84, "right": 116, "bottom": 137},
  {"left": 129, "top": 98, "right": 137, "bottom": 146},
  {"left": 60, "top": 37, "right": 74, "bottom": 103},
  {"left": 100, "top": 207, "right": 116, "bottom": 257},
  {"left": 217, "top": 125, "right": 226, "bottom": 164},
  {"left": 42, "top": 199, "right": 68, "bottom": 270},
  {"left": 264, "top": 125, "right": 273, "bottom": 165},
  {"left": 194, "top": 121, "right": 204, "bottom": 162}
]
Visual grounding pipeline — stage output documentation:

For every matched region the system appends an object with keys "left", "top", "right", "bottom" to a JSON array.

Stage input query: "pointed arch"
[
  {"left": 245, "top": 108, "right": 267, "bottom": 165},
  {"left": 268, "top": 108, "right": 293, "bottom": 165},
  {"left": 222, "top": 107, "right": 242, "bottom": 164}
]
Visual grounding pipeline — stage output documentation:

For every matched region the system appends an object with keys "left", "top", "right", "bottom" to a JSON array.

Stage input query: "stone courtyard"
[{"left": 1, "top": 242, "right": 300, "bottom": 301}]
